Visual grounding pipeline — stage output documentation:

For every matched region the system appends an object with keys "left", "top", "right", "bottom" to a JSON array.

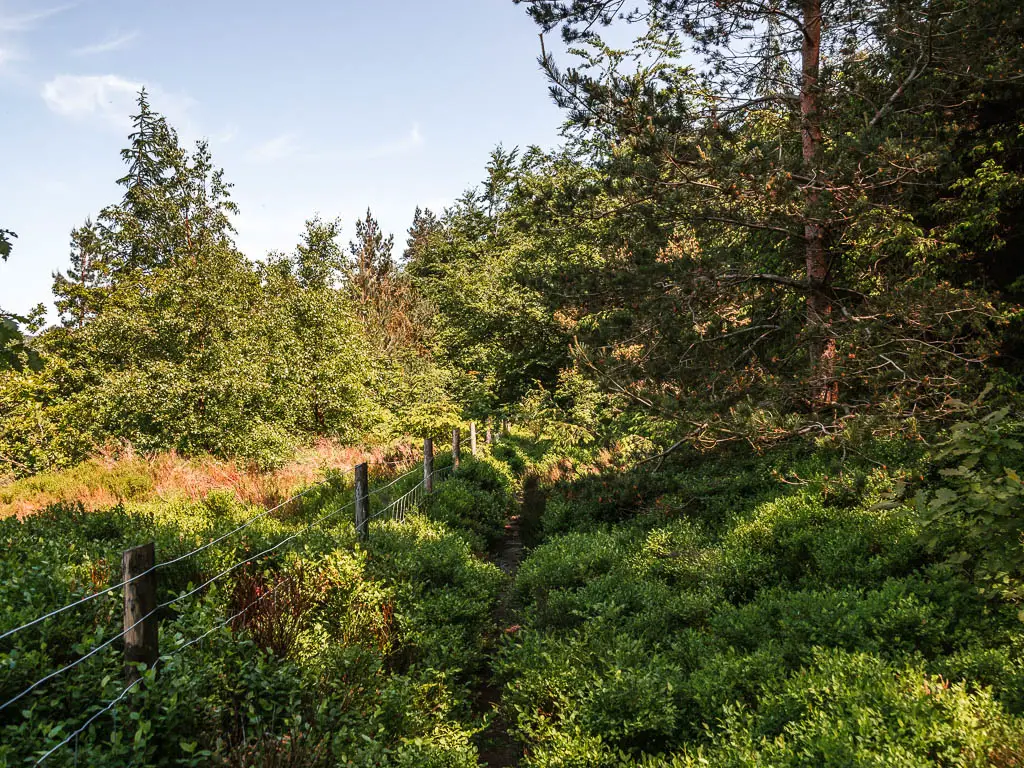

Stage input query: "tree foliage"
[
  {"left": 0, "top": 93, "right": 460, "bottom": 475},
  {"left": 419, "top": 0, "right": 1024, "bottom": 442}
]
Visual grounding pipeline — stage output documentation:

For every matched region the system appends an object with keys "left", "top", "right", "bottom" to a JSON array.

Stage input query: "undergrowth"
[
  {"left": 0, "top": 452, "right": 511, "bottom": 767},
  {"left": 492, "top": 420, "right": 1024, "bottom": 766}
]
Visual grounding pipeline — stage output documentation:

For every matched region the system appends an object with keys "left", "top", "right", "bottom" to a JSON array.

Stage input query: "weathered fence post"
[
  {"left": 354, "top": 462, "right": 369, "bottom": 541},
  {"left": 470, "top": 422, "right": 477, "bottom": 456},
  {"left": 452, "top": 427, "right": 461, "bottom": 469},
  {"left": 123, "top": 542, "right": 158, "bottom": 684},
  {"left": 486, "top": 418, "right": 493, "bottom": 445},
  {"left": 424, "top": 437, "right": 434, "bottom": 494},
  {"left": 502, "top": 418, "right": 510, "bottom": 436}
]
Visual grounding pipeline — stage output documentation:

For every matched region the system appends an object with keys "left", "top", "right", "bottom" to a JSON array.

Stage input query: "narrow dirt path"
[{"left": 474, "top": 509, "right": 525, "bottom": 767}]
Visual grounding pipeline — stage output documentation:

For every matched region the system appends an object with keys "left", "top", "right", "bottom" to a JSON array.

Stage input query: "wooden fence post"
[
  {"left": 452, "top": 427, "right": 461, "bottom": 469},
  {"left": 354, "top": 462, "right": 369, "bottom": 541},
  {"left": 502, "top": 418, "right": 510, "bottom": 436},
  {"left": 123, "top": 542, "right": 158, "bottom": 684},
  {"left": 486, "top": 418, "right": 493, "bottom": 445},
  {"left": 424, "top": 437, "right": 434, "bottom": 494},
  {"left": 470, "top": 422, "right": 477, "bottom": 456}
]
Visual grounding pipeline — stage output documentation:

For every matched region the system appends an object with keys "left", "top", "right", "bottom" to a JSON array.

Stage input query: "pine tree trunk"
[{"left": 800, "top": 0, "right": 837, "bottom": 406}]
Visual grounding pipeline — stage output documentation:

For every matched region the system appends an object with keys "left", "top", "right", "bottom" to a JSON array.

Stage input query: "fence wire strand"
[
  {"left": 15, "top": 447, "right": 467, "bottom": 764},
  {"left": 157, "top": 498, "right": 356, "bottom": 611},
  {"left": 3, "top": 491, "right": 359, "bottom": 715},
  {"left": 368, "top": 480, "right": 424, "bottom": 522},
  {"left": 155, "top": 469, "right": 352, "bottom": 573},
  {"left": 35, "top": 576, "right": 295, "bottom": 765},
  {"left": 0, "top": 603, "right": 160, "bottom": 714},
  {"left": 0, "top": 467, "right": 353, "bottom": 643},
  {"left": 366, "top": 462, "right": 423, "bottom": 500},
  {"left": 0, "top": 568, "right": 156, "bottom": 644}
]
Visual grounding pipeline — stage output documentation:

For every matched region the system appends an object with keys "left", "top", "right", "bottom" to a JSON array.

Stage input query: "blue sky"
[{"left": 0, "top": 0, "right": 566, "bottom": 317}]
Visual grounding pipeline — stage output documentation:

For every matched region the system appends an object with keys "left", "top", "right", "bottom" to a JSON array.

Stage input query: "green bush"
[
  {"left": 917, "top": 408, "right": 1024, "bottom": 599},
  {"left": 491, "top": 442, "right": 527, "bottom": 476},
  {"left": 455, "top": 454, "right": 517, "bottom": 497},
  {"left": 706, "top": 572, "right": 994, "bottom": 667},
  {"left": 515, "top": 530, "right": 628, "bottom": 608},
  {"left": 424, "top": 477, "right": 508, "bottom": 550},
  {"left": 717, "top": 483, "right": 924, "bottom": 600},
  {"left": 366, "top": 515, "right": 503, "bottom": 674},
  {"left": 0, "top": 467, "right": 496, "bottom": 766},
  {"left": 497, "top": 434, "right": 1024, "bottom": 767},
  {"left": 697, "top": 650, "right": 1024, "bottom": 767},
  {"left": 930, "top": 641, "right": 1024, "bottom": 715}
]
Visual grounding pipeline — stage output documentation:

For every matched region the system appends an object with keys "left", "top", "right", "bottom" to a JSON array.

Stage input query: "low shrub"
[
  {"left": 497, "top": 433, "right": 1024, "bottom": 767},
  {"left": 455, "top": 454, "right": 517, "bottom": 497},
  {"left": 366, "top": 515, "right": 503, "bottom": 674},
  {"left": 515, "top": 530, "right": 628, "bottom": 608},
  {"left": 698, "top": 650, "right": 1024, "bottom": 767},
  {"left": 424, "top": 477, "right": 508, "bottom": 551},
  {"left": 916, "top": 408, "right": 1024, "bottom": 600},
  {"left": 716, "top": 482, "right": 924, "bottom": 600},
  {"left": 0, "top": 460, "right": 497, "bottom": 766}
]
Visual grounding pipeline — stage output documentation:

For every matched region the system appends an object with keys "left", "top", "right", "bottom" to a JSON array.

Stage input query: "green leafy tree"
[
  {"left": 34, "top": 92, "right": 354, "bottom": 462},
  {"left": 264, "top": 217, "right": 374, "bottom": 437},
  {"left": 0, "top": 228, "right": 13, "bottom": 261},
  {"left": 0, "top": 233, "right": 43, "bottom": 373},
  {"left": 510, "top": 0, "right": 1023, "bottom": 427},
  {"left": 405, "top": 147, "right": 586, "bottom": 413}
]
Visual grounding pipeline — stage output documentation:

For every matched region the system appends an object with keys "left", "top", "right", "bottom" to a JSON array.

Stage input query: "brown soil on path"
[{"left": 475, "top": 508, "right": 526, "bottom": 767}]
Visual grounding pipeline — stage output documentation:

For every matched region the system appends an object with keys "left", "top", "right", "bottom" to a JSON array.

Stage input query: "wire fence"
[
  {"left": 0, "top": 470, "right": 353, "bottom": 645},
  {"left": 34, "top": 574, "right": 298, "bottom": 765},
  {"left": 0, "top": 433, "right": 487, "bottom": 765},
  {"left": 369, "top": 480, "right": 423, "bottom": 523}
]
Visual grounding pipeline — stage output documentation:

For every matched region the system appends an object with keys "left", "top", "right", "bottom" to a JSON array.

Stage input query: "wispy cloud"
[
  {"left": 72, "top": 30, "right": 138, "bottom": 56},
  {"left": 244, "top": 123, "right": 425, "bottom": 166},
  {"left": 41, "top": 74, "right": 192, "bottom": 131},
  {"left": 210, "top": 124, "right": 239, "bottom": 145},
  {"left": 42, "top": 74, "right": 142, "bottom": 128},
  {"left": 364, "top": 123, "right": 424, "bottom": 159},
  {"left": 248, "top": 133, "right": 300, "bottom": 162},
  {"left": 0, "top": 3, "right": 74, "bottom": 33}
]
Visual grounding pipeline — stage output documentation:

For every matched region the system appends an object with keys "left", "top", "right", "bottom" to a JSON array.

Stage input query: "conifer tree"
[
  {"left": 516, "top": 0, "right": 1024, "bottom": 412},
  {"left": 403, "top": 206, "right": 439, "bottom": 264},
  {"left": 98, "top": 89, "right": 237, "bottom": 275},
  {"left": 53, "top": 219, "right": 107, "bottom": 329},
  {"left": 346, "top": 208, "right": 395, "bottom": 310}
]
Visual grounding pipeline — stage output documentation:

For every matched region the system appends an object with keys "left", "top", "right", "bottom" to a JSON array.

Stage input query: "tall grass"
[{"left": 0, "top": 439, "right": 419, "bottom": 519}]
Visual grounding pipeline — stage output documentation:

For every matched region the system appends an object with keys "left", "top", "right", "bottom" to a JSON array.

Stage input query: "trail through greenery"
[
  {"left": 2, "top": 0, "right": 1024, "bottom": 764},
  {"left": 475, "top": 502, "right": 526, "bottom": 768}
]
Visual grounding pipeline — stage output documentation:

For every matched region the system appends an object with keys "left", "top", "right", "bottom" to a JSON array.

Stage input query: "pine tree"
[
  {"left": 346, "top": 208, "right": 395, "bottom": 310},
  {"left": 403, "top": 206, "right": 439, "bottom": 263},
  {"left": 53, "top": 218, "right": 108, "bottom": 328},
  {"left": 99, "top": 89, "right": 238, "bottom": 275},
  {"left": 118, "top": 88, "right": 168, "bottom": 196},
  {"left": 108, "top": 88, "right": 177, "bottom": 272},
  {"left": 519, "top": 0, "right": 1024, "bottom": 411}
]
